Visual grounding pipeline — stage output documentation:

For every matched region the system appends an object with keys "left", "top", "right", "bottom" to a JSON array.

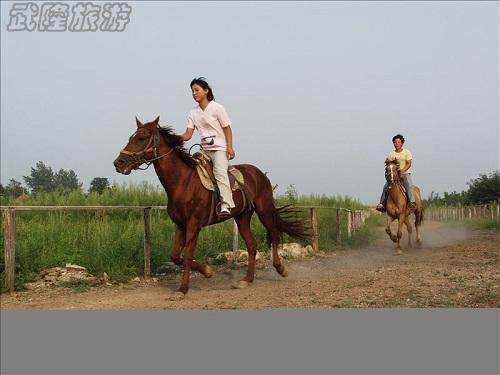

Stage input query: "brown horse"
[
  {"left": 114, "top": 116, "right": 310, "bottom": 295},
  {"left": 384, "top": 159, "right": 424, "bottom": 253}
]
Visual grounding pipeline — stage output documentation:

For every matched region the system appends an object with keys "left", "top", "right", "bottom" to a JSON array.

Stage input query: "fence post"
[
  {"left": 232, "top": 219, "right": 239, "bottom": 265},
  {"left": 496, "top": 203, "right": 499, "bottom": 224},
  {"left": 143, "top": 208, "right": 151, "bottom": 279},
  {"left": 310, "top": 208, "right": 319, "bottom": 253},
  {"left": 490, "top": 203, "right": 494, "bottom": 222},
  {"left": 336, "top": 209, "right": 341, "bottom": 243},
  {"left": 3, "top": 208, "right": 16, "bottom": 293},
  {"left": 347, "top": 211, "right": 352, "bottom": 239}
]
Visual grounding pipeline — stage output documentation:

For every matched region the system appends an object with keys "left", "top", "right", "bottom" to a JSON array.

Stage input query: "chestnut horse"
[
  {"left": 384, "top": 159, "right": 424, "bottom": 253},
  {"left": 114, "top": 117, "right": 310, "bottom": 295}
]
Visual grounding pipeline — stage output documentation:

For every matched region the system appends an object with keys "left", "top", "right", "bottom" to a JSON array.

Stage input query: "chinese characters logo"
[{"left": 7, "top": 2, "right": 132, "bottom": 32}]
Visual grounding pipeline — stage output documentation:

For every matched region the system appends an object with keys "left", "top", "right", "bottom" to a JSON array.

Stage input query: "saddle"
[{"left": 193, "top": 151, "right": 254, "bottom": 222}]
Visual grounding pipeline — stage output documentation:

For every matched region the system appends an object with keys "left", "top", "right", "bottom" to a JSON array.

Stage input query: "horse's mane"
[{"left": 158, "top": 126, "right": 198, "bottom": 167}]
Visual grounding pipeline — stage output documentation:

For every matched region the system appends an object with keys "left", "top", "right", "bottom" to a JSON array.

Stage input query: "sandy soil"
[{"left": 1, "top": 221, "right": 499, "bottom": 309}]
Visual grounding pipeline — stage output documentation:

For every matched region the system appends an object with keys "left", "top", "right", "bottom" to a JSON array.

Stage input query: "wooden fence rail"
[
  {"left": 426, "top": 203, "right": 500, "bottom": 223},
  {"left": 1, "top": 205, "right": 370, "bottom": 292}
]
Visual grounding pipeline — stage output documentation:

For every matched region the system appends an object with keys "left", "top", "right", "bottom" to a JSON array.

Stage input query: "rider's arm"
[
  {"left": 223, "top": 126, "right": 235, "bottom": 160},
  {"left": 180, "top": 128, "right": 194, "bottom": 141},
  {"left": 400, "top": 159, "right": 412, "bottom": 174}
]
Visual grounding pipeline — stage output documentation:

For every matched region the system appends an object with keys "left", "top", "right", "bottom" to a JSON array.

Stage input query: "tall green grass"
[{"left": 1, "top": 185, "right": 375, "bottom": 290}]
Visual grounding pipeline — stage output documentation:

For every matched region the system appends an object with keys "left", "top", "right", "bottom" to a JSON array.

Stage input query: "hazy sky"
[{"left": 1, "top": 1, "right": 498, "bottom": 204}]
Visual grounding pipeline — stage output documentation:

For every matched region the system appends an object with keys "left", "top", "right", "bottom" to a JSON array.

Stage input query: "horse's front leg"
[
  {"left": 178, "top": 223, "right": 201, "bottom": 295},
  {"left": 395, "top": 214, "right": 405, "bottom": 253},
  {"left": 171, "top": 226, "right": 214, "bottom": 279},
  {"left": 385, "top": 215, "right": 397, "bottom": 243},
  {"left": 170, "top": 226, "right": 185, "bottom": 266}
]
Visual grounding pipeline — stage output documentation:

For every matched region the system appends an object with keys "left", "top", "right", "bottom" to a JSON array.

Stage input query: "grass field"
[{"left": 1, "top": 183, "right": 376, "bottom": 290}]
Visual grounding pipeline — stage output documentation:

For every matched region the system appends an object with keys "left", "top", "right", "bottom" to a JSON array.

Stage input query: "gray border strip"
[{"left": 1, "top": 309, "right": 499, "bottom": 374}]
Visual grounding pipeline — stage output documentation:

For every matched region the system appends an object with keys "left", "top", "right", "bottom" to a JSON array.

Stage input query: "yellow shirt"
[{"left": 387, "top": 149, "right": 413, "bottom": 174}]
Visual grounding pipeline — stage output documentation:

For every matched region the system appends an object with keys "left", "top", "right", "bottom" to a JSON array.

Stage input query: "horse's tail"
[
  {"left": 272, "top": 204, "right": 311, "bottom": 244},
  {"left": 418, "top": 205, "right": 425, "bottom": 225},
  {"left": 415, "top": 204, "right": 424, "bottom": 226}
]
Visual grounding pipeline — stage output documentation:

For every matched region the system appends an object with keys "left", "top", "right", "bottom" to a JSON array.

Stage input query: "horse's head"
[
  {"left": 384, "top": 159, "right": 401, "bottom": 185},
  {"left": 114, "top": 116, "right": 163, "bottom": 175}
]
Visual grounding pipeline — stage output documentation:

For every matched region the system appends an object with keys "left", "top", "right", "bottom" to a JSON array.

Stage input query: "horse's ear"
[
  {"left": 153, "top": 116, "right": 160, "bottom": 127},
  {"left": 135, "top": 117, "right": 143, "bottom": 128}
]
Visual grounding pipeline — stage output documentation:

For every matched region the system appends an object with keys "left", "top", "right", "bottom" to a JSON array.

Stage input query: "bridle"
[
  {"left": 385, "top": 162, "right": 401, "bottom": 187},
  {"left": 120, "top": 130, "right": 175, "bottom": 170}
]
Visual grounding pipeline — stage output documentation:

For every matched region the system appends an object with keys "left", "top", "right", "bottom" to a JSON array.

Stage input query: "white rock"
[
  {"left": 39, "top": 267, "right": 64, "bottom": 278},
  {"left": 65, "top": 264, "right": 87, "bottom": 271}
]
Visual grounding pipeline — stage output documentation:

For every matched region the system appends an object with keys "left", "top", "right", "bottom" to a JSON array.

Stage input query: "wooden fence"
[
  {"left": 1, "top": 205, "right": 370, "bottom": 293},
  {"left": 425, "top": 203, "right": 500, "bottom": 223}
]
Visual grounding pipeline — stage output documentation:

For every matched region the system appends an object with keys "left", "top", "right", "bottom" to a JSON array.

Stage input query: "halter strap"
[{"left": 120, "top": 132, "right": 175, "bottom": 170}]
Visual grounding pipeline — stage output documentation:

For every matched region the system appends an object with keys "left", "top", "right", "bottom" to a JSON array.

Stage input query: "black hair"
[
  {"left": 392, "top": 134, "right": 405, "bottom": 144},
  {"left": 190, "top": 77, "right": 214, "bottom": 101}
]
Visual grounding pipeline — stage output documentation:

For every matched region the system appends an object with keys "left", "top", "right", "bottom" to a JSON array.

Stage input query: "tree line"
[
  {"left": 1, "top": 161, "right": 498, "bottom": 205},
  {"left": 424, "top": 170, "right": 500, "bottom": 206},
  {"left": 0, "top": 161, "right": 110, "bottom": 198}
]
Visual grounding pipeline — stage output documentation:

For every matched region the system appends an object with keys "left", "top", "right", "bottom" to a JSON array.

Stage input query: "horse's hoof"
[
  {"left": 394, "top": 249, "right": 403, "bottom": 255},
  {"left": 279, "top": 265, "right": 289, "bottom": 277},
  {"left": 204, "top": 266, "right": 215, "bottom": 278},
  {"left": 231, "top": 280, "right": 249, "bottom": 289}
]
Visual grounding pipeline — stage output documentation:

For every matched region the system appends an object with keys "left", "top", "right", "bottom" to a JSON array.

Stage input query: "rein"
[{"left": 120, "top": 131, "right": 175, "bottom": 170}]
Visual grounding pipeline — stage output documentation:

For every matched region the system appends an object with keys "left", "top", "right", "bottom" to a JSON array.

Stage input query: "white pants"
[{"left": 205, "top": 150, "right": 235, "bottom": 209}]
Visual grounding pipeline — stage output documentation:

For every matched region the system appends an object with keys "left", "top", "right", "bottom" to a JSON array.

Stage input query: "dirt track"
[{"left": 1, "top": 221, "right": 499, "bottom": 309}]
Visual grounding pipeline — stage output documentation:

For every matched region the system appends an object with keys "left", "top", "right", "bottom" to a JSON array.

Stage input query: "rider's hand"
[{"left": 227, "top": 147, "right": 235, "bottom": 160}]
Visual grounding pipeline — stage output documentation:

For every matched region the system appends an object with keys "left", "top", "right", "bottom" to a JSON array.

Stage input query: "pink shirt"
[{"left": 187, "top": 101, "right": 232, "bottom": 151}]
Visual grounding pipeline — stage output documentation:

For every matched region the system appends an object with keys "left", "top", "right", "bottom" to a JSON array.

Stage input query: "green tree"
[
  {"left": 285, "top": 184, "right": 298, "bottom": 203},
  {"left": 54, "top": 168, "right": 81, "bottom": 191},
  {"left": 89, "top": 177, "right": 110, "bottom": 194},
  {"left": 23, "top": 161, "right": 55, "bottom": 194},
  {"left": 425, "top": 191, "right": 441, "bottom": 205},
  {"left": 442, "top": 190, "right": 468, "bottom": 206},
  {"left": 2, "top": 179, "right": 27, "bottom": 198},
  {"left": 467, "top": 171, "right": 500, "bottom": 204}
]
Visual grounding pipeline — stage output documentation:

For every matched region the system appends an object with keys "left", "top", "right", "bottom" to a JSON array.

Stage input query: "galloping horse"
[
  {"left": 114, "top": 116, "right": 310, "bottom": 295},
  {"left": 384, "top": 159, "right": 424, "bottom": 253}
]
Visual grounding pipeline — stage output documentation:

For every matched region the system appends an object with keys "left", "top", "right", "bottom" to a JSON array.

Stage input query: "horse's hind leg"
[
  {"left": 170, "top": 226, "right": 214, "bottom": 281},
  {"left": 232, "top": 211, "right": 257, "bottom": 289},
  {"left": 404, "top": 217, "right": 413, "bottom": 248},
  {"left": 415, "top": 209, "right": 423, "bottom": 245},
  {"left": 255, "top": 208, "right": 288, "bottom": 277}
]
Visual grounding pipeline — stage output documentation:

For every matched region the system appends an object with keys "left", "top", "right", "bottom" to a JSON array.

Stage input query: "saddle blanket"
[{"left": 193, "top": 151, "right": 245, "bottom": 191}]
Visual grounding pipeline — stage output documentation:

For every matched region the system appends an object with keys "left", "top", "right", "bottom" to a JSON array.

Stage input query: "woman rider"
[{"left": 180, "top": 77, "right": 236, "bottom": 217}]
